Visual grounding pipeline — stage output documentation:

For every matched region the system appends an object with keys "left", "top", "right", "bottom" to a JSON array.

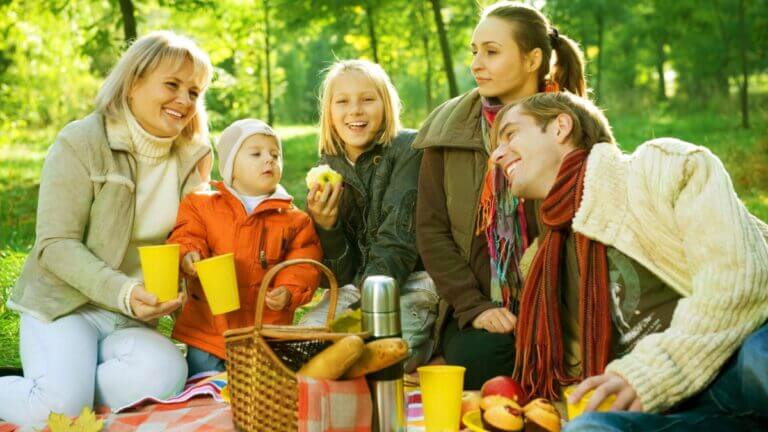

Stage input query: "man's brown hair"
[{"left": 490, "top": 92, "right": 616, "bottom": 152}]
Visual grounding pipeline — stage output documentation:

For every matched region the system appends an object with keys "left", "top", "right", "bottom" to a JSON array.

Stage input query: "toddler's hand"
[
  {"left": 182, "top": 251, "right": 202, "bottom": 276},
  {"left": 265, "top": 286, "right": 292, "bottom": 311}
]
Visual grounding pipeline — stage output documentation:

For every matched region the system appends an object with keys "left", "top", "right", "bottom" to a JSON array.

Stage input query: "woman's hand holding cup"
[{"left": 130, "top": 284, "right": 184, "bottom": 321}]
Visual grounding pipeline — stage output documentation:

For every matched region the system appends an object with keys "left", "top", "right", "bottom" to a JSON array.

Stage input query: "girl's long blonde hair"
[
  {"left": 95, "top": 30, "right": 214, "bottom": 141},
  {"left": 317, "top": 59, "right": 401, "bottom": 156}
]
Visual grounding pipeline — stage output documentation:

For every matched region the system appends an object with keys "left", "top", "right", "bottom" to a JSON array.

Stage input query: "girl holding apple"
[{"left": 302, "top": 59, "right": 437, "bottom": 373}]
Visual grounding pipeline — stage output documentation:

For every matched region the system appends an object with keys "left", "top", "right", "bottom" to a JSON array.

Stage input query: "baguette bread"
[
  {"left": 297, "top": 335, "right": 365, "bottom": 379},
  {"left": 343, "top": 338, "right": 409, "bottom": 378}
]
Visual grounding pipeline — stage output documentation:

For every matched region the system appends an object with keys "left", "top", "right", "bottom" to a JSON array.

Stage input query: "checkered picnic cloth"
[
  {"left": 0, "top": 373, "right": 234, "bottom": 432},
  {"left": 105, "top": 398, "right": 232, "bottom": 431},
  {"left": 115, "top": 371, "right": 228, "bottom": 413},
  {"left": 297, "top": 376, "right": 372, "bottom": 432},
  {"left": 0, "top": 399, "right": 233, "bottom": 432},
  {"left": 0, "top": 391, "right": 447, "bottom": 432}
]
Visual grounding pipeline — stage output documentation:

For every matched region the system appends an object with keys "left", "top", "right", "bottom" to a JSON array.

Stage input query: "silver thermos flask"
[{"left": 361, "top": 275, "right": 406, "bottom": 432}]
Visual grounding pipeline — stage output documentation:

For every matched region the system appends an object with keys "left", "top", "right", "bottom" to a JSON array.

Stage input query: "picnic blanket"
[
  {"left": 0, "top": 372, "right": 233, "bottom": 432},
  {"left": 103, "top": 398, "right": 232, "bottom": 431},
  {"left": 115, "top": 371, "right": 229, "bottom": 413},
  {"left": 0, "top": 373, "right": 432, "bottom": 431}
]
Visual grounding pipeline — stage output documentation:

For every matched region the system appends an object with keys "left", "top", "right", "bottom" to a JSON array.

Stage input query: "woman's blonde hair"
[
  {"left": 95, "top": 30, "right": 214, "bottom": 141},
  {"left": 317, "top": 59, "right": 401, "bottom": 156}
]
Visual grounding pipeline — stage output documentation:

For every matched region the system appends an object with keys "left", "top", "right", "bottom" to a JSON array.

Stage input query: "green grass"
[
  {"left": 1, "top": 105, "right": 767, "bottom": 367},
  {"left": 609, "top": 102, "right": 768, "bottom": 221}
]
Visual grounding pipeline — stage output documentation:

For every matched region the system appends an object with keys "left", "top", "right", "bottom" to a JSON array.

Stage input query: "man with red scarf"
[{"left": 489, "top": 92, "right": 768, "bottom": 430}]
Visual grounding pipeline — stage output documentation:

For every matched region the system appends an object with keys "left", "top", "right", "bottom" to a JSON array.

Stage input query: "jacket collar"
[
  {"left": 214, "top": 181, "right": 293, "bottom": 215},
  {"left": 412, "top": 88, "right": 485, "bottom": 152},
  {"left": 321, "top": 145, "right": 382, "bottom": 201}
]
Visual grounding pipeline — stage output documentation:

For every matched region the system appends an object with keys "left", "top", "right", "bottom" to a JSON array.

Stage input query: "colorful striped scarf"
[{"left": 476, "top": 98, "right": 529, "bottom": 313}]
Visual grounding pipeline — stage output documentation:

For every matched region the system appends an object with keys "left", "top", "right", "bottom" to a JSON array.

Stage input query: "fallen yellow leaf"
[{"left": 47, "top": 406, "right": 104, "bottom": 432}]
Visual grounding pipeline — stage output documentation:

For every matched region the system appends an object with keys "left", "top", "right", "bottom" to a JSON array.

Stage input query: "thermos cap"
[{"left": 361, "top": 275, "right": 399, "bottom": 313}]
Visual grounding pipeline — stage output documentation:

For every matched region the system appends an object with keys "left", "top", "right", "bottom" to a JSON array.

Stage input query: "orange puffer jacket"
[{"left": 168, "top": 181, "right": 322, "bottom": 358}]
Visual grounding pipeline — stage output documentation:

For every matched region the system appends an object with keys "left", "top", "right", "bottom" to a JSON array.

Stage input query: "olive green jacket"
[
  {"left": 413, "top": 89, "right": 488, "bottom": 332},
  {"left": 414, "top": 88, "right": 541, "bottom": 338},
  {"left": 315, "top": 130, "right": 421, "bottom": 289},
  {"left": 9, "top": 112, "right": 211, "bottom": 322},
  {"left": 414, "top": 89, "right": 488, "bottom": 260}
]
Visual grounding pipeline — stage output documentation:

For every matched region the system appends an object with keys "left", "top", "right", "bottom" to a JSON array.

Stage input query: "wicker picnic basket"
[{"left": 224, "top": 258, "right": 366, "bottom": 432}]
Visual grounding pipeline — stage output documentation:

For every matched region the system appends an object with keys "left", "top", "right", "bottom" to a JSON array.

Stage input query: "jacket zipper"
[{"left": 259, "top": 223, "right": 268, "bottom": 269}]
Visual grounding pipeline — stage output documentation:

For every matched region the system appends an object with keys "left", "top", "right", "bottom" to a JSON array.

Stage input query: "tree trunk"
[
  {"left": 429, "top": 0, "right": 458, "bottom": 98},
  {"left": 655, "top": 38, "right": 667, "bottom": 101},
  {"left": 711, "top": 0, "right": 734, "bottom": 98},
  {"left": 263, "top": 0, "right": 274, "bottom": 125},
  {"left": 738, "top": 0, "right": 750, "bottom": 128},
  {"left": 595, "top": 8, "right": 604, "bottom": 102},
  {"left": 118, "top": 0, "right": 137, "bottom": 44},
  {"left": 417, "top": 0, "right": 433, "bottom": 110},
  {"left": 363, "top": 1, "right": 380, "bottom": 63}
]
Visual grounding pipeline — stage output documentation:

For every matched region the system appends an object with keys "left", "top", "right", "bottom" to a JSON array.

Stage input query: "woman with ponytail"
[{"left": 413, "top": 1, "right": 587, "bottom": 388}]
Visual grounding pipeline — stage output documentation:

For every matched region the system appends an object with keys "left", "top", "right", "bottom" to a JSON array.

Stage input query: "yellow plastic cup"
[
  {"left": 194, "top": 253, "right": 240, "bottom": 315},
  {"left": 563, "top": 386, "right": 617, "bottom": 420},
  {"left": 138, "top": 244, "right": 180, "bottom": 302},
  {"left": 418, "top": 365, "right": 466, "bottom": 432}
]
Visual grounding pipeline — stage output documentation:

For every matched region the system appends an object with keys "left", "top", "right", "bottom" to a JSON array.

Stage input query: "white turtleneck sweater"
[{"left": 107, "top": 111, "right": 181, "bottom": 316}]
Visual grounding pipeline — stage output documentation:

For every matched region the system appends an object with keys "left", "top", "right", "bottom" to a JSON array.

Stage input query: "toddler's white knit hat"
[{"left": 216, "top": 119, "right": 280, "bottom": 186}]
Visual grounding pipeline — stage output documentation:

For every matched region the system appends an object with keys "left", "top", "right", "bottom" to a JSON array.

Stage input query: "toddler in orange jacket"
[{"left": 168, "top": 119, "right": 322, "bottom": 375}]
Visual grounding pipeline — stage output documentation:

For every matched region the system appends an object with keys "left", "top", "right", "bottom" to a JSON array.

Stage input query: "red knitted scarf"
[{"left": 513, "top": 149, "right": 612, "bottom": 400}]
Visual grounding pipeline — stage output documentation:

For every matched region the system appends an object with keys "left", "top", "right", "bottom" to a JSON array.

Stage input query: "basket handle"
[{"left": 254, "top": 258, "right": 339, "bottom": 331}]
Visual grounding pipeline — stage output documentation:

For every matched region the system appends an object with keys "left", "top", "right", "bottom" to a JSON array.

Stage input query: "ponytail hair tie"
[
  {"left": 549, "top": 27, "right": 560, "bottom": 48},
  {"left": 544, "top": 79, "right": 560, "bottom": 93}
]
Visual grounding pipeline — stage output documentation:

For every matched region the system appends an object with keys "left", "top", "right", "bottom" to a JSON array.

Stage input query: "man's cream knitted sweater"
[{"left": 573, "top": 138, "right": 768, "bottom": 413}]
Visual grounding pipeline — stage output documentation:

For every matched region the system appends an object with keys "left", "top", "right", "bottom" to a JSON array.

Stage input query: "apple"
[
  {"left": 305, "top": 164, "right": 343, "bottom": 191},
  {"left": 481, "top": 376, "right": 527, "bottom": 405}
]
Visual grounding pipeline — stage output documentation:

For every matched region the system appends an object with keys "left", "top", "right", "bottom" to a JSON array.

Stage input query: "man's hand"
[
  {"left": 307, "top": 182, "right": 343, "bottom": 230},
  {"left": 182, "top": 251, "right": 202, "bottom": 277},
  {"left": 568, "top": 372, "right": 644, "bottom": 412},
  {"left": 472, "top": 307, "right": 517, "bottom": 333},
  {"left": 130, "top": 285, "right": 184, "bottom": 321},
  {"left": 266, "top": 286, "right": 292, "bottom": 311}
]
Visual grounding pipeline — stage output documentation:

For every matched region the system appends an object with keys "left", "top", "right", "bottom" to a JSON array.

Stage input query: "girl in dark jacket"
[{"left": 301, "top": 59, "right": 437, "bottom": 372}]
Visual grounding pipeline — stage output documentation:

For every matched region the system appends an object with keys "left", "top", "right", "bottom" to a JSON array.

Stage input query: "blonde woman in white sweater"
[
  {"left": 488, "top": 92, "right": 768, "bottom": 430},
  {"left": 0, "top": 32, "right": 214, "bottom": 427}
]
